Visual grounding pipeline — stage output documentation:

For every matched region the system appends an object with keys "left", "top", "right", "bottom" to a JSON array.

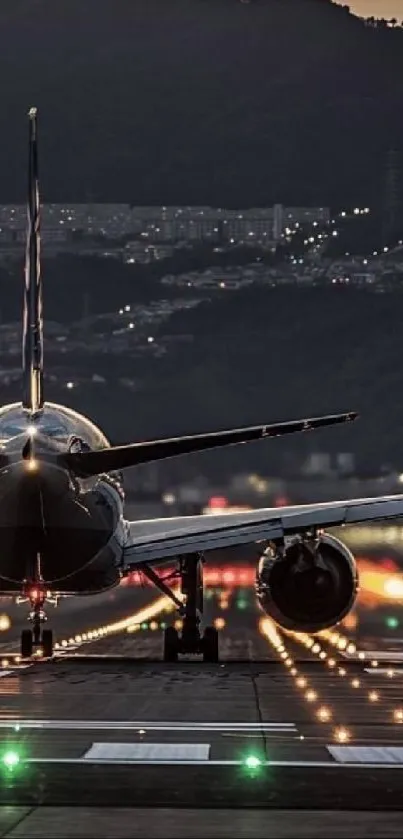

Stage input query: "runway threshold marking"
[
  {"left": 84, "top": 743, "right": 211, "bottom": 761},
  {"left": 0, "top": 664, "right": 32, "bottom": 679},
  {"left": 328, "top": 746, "right": 403, "bottom": 764}
]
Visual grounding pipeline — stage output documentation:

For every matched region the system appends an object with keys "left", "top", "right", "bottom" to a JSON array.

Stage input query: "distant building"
[{"left": 0, "top": 202, "right": 331, "bottom": 246}]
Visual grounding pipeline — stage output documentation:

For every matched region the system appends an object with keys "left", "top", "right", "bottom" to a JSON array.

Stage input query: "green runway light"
[
  {"left": 386, "top": 616, "right": 399, "bottom": 630},
  {"left": 3, "top": 750, "right": 20, "bottom": 769},
  {"left": 244, "top": 754, "right": 263, "bottom": 771},
  {"left": 160, "top": 622, "right": 167, "bottom": 630},
  {"left": 237, "top": 599, "right": 248, "bottom": 610},
  {"left": 141, "top": 622, "right": 148, "bottom": 630}
]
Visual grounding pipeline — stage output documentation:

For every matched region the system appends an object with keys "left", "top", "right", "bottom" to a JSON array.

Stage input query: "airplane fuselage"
[{"left": 0, "top": 402, "right": 126, "bottom": 595}]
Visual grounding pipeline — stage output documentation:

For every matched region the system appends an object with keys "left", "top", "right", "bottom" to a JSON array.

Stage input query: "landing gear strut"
[
  {"left": 18, "top": 582, "right": 55, "bottom": 658},
  {"left": 142, "top": 553, "right": 219, "bottom": 663}
]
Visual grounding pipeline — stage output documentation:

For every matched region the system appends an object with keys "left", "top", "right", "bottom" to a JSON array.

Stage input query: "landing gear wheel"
[
  {"left": 42, "top": 629, "right": 54, "bottom": 658},
  {"left": 203, "top": 626, "right": 219, "bottom": 663},
  {"left": 163, "top": 626, "right": 179, "bottom": 662},
  {"left": 143, "top": 553, "right": 215, "bottom": 662},
  {"left": 21, "top": 629, "right": 33, "bottom": 658}
]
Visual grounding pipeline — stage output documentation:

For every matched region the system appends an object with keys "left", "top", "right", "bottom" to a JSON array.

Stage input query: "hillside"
[
  {"left": 0, "top": 286, "right": 402, "bottom": 475},
  {"left": 142, "top": 286, "right": 403, "bottom": 471},
  {"left": 0, "top": 0, "right": 402, "bottom": 208}
]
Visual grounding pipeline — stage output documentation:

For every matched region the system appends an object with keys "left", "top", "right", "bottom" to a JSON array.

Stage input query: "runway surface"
[{"left": 0, "top": 581, "right": 403, "bottom": 836}]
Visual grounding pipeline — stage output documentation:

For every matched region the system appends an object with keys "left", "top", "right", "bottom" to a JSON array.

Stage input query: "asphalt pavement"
[{"left": 0, "top": 582, "right": 402, "bottom": 836}]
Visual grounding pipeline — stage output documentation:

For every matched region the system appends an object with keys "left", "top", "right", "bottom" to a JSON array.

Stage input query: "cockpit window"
[
  {"left": 0, "top": 403, "right": 110, "bottom": 449},
  {"left": 38, "top": 419, "right": 69, "bottom": 438},
  {"left": 0, "top": 413, "right": 68, "bottom": 440}
]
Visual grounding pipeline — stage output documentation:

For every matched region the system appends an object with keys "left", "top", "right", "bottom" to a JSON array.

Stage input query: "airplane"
[{"left": 0, "top": 108, "right": 399, "bottom": 663}]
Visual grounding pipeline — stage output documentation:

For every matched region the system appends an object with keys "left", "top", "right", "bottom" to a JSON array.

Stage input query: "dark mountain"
[{"left": 0, "top": 0, "right": 402, "bottom": 209}]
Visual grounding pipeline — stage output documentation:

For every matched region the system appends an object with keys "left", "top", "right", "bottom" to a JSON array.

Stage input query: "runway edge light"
[
  {"left": 243, "top": 754, "right": 264, "bottom": 776},
  {"left": 2, "top": 749, "right": 21, "bottom": 771}
]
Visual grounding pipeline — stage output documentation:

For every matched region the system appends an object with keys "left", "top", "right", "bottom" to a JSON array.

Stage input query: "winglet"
[{"left": 22, "top": 106, "right": 44, "bottom": 415}]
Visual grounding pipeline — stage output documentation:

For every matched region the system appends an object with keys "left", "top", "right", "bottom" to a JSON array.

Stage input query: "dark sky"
[{"left": 0, "top": 0, "right": 402, "bottom": 208}]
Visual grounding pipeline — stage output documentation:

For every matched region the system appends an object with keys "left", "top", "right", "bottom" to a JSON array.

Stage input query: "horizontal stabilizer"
[{"left": 61, "top": 411, "right": 357, "bottom": 478}]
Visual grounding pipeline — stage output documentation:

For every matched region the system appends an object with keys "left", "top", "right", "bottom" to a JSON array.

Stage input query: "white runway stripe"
[
  {"left": 0, "top": 719, "right": 297, "bottom": 732},
  {"left": 360, "top": 650, "right": 403, "bottom": 661},
  {"left": 0, "top": 665, "right": 32, "bottom": 679},
  {"left": 365, "top": 667, "right": 403, "bottom": 675},
  {"left": 84, "top": 743, "right": 211, "bottom": 761},
  {"left": 21, "top": 757, "right": 403, "bottom": 768},
  {"left": 328, "top": 746, "right": 403, "bottom": 764}
]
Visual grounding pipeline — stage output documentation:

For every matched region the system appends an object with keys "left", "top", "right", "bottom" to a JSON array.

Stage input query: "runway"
[{"left": 0, "top": 582, "right": 403, "bottom": 836}]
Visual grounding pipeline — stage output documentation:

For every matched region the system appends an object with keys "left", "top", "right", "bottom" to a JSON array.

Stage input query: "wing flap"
[{"left": 122, "top": 494, "right": 403, "bottom": 567}]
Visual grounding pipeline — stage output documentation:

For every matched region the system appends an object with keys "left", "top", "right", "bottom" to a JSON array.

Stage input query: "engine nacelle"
[{"left": 256, "top": 532, "right": 359, "bottom": 633}]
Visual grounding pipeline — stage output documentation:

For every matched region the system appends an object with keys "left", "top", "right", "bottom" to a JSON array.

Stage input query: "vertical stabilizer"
[{"left": 22, "top": 106, "right": 44, "bottom": 415}]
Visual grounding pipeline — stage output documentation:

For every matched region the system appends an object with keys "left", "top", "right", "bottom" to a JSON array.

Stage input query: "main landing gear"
[
  {"left": 141, "top": 553, "right": 219, "bottom": 663},
  {"left": 18, "top": 583, "right": 55, "bottom": 658}
]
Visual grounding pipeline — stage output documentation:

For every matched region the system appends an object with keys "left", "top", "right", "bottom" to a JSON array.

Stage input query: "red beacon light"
[
  {"left": 23, "top": 584, "right": 46, "bottom": 604},
  {"left": 208, "top": 496, "right": 228, "bottom": 509}
]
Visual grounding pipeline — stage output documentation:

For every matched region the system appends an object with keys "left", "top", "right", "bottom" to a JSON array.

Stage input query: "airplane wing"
[
  {"left": 62, "top": 411, "right": 357, "bottom": 477},
  {"left": 121, "top": 493, "right": 403, "bottom": 568}
]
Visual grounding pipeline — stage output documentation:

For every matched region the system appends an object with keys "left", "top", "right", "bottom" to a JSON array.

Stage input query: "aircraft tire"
[
  {"left": 42, "top": 628, "right": 53, "bottom": 658},
  {"left": 163, "top": 626, "right": 179, "bottom": 662},
  {"left": 202, "top": 626, "right": 219, "bottom": 663},
  {"left": 21, "top": 629, "right": 33, "bottom": 658}
]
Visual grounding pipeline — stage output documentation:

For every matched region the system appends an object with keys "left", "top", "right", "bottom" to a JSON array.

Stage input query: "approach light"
[
  {"left": 334, "top": 727, "right": 351, "bottom": 743},
  {"left": 317, "top": 706, "right": 331, "bottom": 722}
]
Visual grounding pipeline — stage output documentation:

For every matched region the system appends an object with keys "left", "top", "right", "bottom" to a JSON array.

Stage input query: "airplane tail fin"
[
  {"left": 22, "top": 107, "right": 44, "bottom": 415},
  {"left": 61, "top": 411, "right": 358, "bottom": 478}
]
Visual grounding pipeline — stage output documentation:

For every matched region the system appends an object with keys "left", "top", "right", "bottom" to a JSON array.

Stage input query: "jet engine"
[{"left": 256, "top": 532, "right": 359, "bottom": 633}]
